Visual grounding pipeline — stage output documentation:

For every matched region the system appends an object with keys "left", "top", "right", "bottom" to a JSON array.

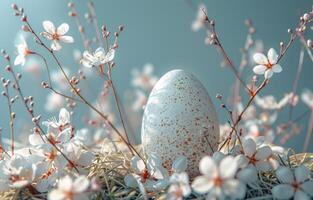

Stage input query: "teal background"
[{"left": 0, "top": 1, "right": 312, "bottom": 151}]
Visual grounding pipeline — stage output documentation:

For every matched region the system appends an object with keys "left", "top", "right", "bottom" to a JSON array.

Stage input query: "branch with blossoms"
[
  {"left": 192, "top": 4, "right": 313, "bottom": 152},
  {"left": 10, "top": 4, "right": 146, "bottom": 162}
]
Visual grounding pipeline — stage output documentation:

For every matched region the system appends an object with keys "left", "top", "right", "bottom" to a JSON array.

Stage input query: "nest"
[{"left": 1, "top": 152, "right": 312, "bottom": 200}]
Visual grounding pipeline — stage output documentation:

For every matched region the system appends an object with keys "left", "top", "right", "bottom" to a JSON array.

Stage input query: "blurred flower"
[
  {"left": 23, "top": 58, "right": 42, "bottom": 76},
  {"left": 272, "top": 165, "right": 313, "bottom": 199},
  {"left": 253, "top": 48, "right": 282, "bottom": 79},
  {"left": 80, "top": 47, "right": 115, "bottom": 73},
  {"left": 192, "top": 156, "right": 246, "bottom": 199},
  {"left": 0, "top": 155, "right": 37, "bottom": 191},
  {"left": 167, "top": 172, "right": 191, "bottom": 200},
  {"left": 51, "top": 68, "right": 70, "bottom": 91},
  {"left": 14, "top": 36, "right": 32, "bottom": 66},
  {"left": 45, "top": 92, "right": 65, "bottom": 112},
  {"left": 48, "top": 175, "right": 90, "bottom": 200},
  {"left": 131, "top": 63, "right": 158, "bottom": 91},
  {"left": 132, "top": 90, "right": 148, "bottom": 111},
  {"left": 41, "top": 21, "right": 74, "bottom": 51},
  {"left": 191, "top": 4, "right": 207, "bottom": 31},
  {"left": 255, "top": 94, "right": 293, "bottom": 110},
  {"left": 301, "top": 89, "right": 313, "bottom": 109},
  {"left": 63, "top": 144, "right": 94, "bottom": 173}
]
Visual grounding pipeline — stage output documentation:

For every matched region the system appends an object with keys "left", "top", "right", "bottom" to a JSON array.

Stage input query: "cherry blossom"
[
  {"left": 132, "top": 90, "right": 148, "bottom": 111},
  {"left": 14, "top": 36, "right": 32, "bottom": 66},
  {"left": 45, "top": 92, "right": 65, "bottom": 112},
  {"left": 166, "top": 172, "right": 191, "bottom": 200},
  {"left": 48, "top": 175, "right": 90, "bottom": 200},
  {"left": 80, "top": 47, "right": 115, "bottom": 74},
  {"left": 253, "top": 48, "right": 282, "bottom": 79},
  {"left": 124, "top": 154, "right": 169, "bottom": 191},
  {"left": 192, "top": 156, "right": 246, "bottom": 199},
  {"left": 255, "top": 93, "right": 296, "bottom": 110},
  {"left": 191, "top": 4, "right": 207, "bottom": 32},
  {"left": 0, "top": 155, "right": 37, "bottom": 191},
  {"left": 301, "top": 89, "right": 313, "bottom": 109},
  {"left": 41, "top": 21, "right": 74, "bottom": 51},
  {"left": 131, "top": 63, "right": 158, "bottom": 91},
  {"left": 272, "top": 165, "right": 313, "bottom": 200},
  {"left": 236, "top": 138, "right": 272, "bottom": 172}
]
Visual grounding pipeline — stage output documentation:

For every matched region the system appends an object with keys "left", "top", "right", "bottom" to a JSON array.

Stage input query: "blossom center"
[
  {"left": 291, "top": 181, "right": 300, "bottom": 191},
  {"left": 248, "top": 155, "right": 258, "bottom": 165},
  {"left": 266, "top": 62, "right": 273, "bottom": 69},
  {"left": 52, "top": 33, "right": 60, "bottom": 41},
  {"left": 213, "top": 176, "right": 223, "bottom": 187},
  {"left": 140, "top": 168, "right": 150, "bottom": 183},
  {"left": 45, "top": 150, "right": 58, "bottom": 162},
  {"left": 9, "top": 175, "right": 22, "bottom": 183}
]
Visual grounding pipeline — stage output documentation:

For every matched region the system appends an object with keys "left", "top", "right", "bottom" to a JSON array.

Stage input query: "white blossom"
[
  {"left": 253, "top": 48, "right": 282, "bottom": 79},
  {"left": 131, "top": 63, "right": 158, "bottom": 91},
  {"left": 301, "top": 89, "right": 313, "bottom": 109},
  {"left": 14, "top": 36, "right": 32, "bottom": 66},
  {"left": 167, "top": 172, "right": 191, "bottom": 200},
  {"left": 41, "top": 21, "right": 74, "bottom": 51},
  {"left": 192, "top": 156, "right": 246, "bottom": 199},
  {"left": 272, "top": 165, "right": 313, "bottom": 200},
  {"left": 80, "top": 47, "right": 115, "bottom": 71},
  {"left": 48, "top": 175, "right": 90, "bottom": 200},
  {"left": 191, "top": 4, "right": 207, "bottom": 31},
  {"left": 236, "top": 138, "right": 272, "bottom": 172}
]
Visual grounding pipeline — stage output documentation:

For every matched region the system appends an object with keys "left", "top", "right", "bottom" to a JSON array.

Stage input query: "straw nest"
[{"left": 1, "top": 152, "right": 312, "bottom": 200}]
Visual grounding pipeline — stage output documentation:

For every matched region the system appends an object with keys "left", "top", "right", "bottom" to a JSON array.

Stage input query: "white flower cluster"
[{"left": 0, "top": 108, "right": 106, "bottom": 199}]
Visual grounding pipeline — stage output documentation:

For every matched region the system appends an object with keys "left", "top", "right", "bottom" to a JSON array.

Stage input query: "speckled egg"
[{"left": 141, "top": 69, "right": 219, "bottom": 177}]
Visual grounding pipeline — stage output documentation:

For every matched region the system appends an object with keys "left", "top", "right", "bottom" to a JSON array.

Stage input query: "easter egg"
[{"left": 141, "top": 69, "right": 219, "bottom": 176}]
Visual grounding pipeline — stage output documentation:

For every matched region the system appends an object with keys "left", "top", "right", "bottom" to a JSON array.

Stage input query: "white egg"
[{"left": 141, "top": 69, "right": 219, "bottom": 177}]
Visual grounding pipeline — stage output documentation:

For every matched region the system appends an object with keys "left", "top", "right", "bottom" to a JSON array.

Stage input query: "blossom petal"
[
  {"left": 253, "top": 65, "right": 267, "bottom": 75},
  {"left": 272, "top": 184, "right": 294, "bottom": 199},
  {"left": 29, "top": 133, "right": 45, "bottom": 146},
  {"left": 243, "top": 138, "right": 256, "bottom": 157},
  {"left": 219, "top": 156, "right": 237, "bottom": 179},
  {"left": 295, "top": 165, "right": 309, "bottom": 183},
  {"left": 276, "top": 167, "right": 293, "bottom": 183},
  {"left": 130, "top": 156, "right": 145, "bottom": 173},
  {"left": 301, "top": 181, "right": 313, "bottom": 196},
  {"left": 73, "top": 176, "right": 89, "bottom": 193},
  {"left": 199, "top": 156, "right": 218, "bottom": 177},
  {"left": 223, "top": 180, "right": 246, "bottom": 199},
  {"left": 48, "top": 189, "right": 66, "bottom": 200},
  {"left": 237, "top": 167, "right": 258, "bottom": 184},
  {"left": 172, "top": 155, "right": 187, "bottom": 173},
  {"left": 272, "top": 64, "right": 282, "bottom": 73},
  {"left": 102, "top": 49, "right": 115, "bottom": 64},
  {"left": 264, "top": 69, "right": 273, "bottom": 79},
  {"left": 43, "top": 21, "right": 55, "bottom": 34},
  {"left": 59, "top": 108, "right": 70, "bottom": 125},
  {"left": 294, "top": 190, "right": 310, "bottom": 200},
  {"left": 59, "top": 36, "right": 74, "bottom": 43},
  {"left": 51, "top": 40, "right": 62, "bottom": 51},
  {"left": 58, "top": 176, "right": 73, "bottom": 191},
  {"left": 255, "top": 146, "right": 272, "bottom": 160},
  {"left": 14, "top": 55, "right": 25, "bottom": 66},
  {"left": 253, "top": 53, "right": 268, "bottom": 65},
  {"left": 191, "top": 176, "right": 213, "bottom": 194},
  {"left": 256, "top": 160, "right": 271, "bottom": 172},
  {"left": 57, "top": 23, "right": 69, "bottom": 35},
  {"left": 267, "top": 48, "right": 278, "bottom": 64},
  {"left": 124, "top": 174, "right": 138, "bottom": 188}
]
